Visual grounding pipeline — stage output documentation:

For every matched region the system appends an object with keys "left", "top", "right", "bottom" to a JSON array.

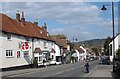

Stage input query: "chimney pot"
[
  {"left": 21, "top": 12, "right": 25, "bottom": 25},
  {"left": 34, "top": 19, "right": 38, "bottom": 25},
  {"left": 16, "top": 10, "right": 20, "bottom": 14},
  {"left": 22, "top": 12, "right": 24, "bottom": 18},
  {"left": 44, "top": 23, "right": 46, "bottom": 27}
]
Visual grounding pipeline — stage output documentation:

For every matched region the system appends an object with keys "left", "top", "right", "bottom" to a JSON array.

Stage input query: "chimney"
[
  {"left": 34, "top": 19, "right": 38, "bottom": 25},
  {"left": 16, "top": 10, "right": 20, "bottom": 21},
  {"left": 43, "top": 23, "right": 47, "bottom": 30},
  {"left": 21, "top": 12, "right": 25, "bottom": 25}
]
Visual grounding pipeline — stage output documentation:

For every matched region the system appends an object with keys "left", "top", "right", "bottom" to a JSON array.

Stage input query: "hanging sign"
[{"left": 21, "top": 42, "right": 30, "bottom": 51}]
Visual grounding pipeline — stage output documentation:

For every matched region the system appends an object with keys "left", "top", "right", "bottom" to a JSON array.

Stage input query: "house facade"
[
  {"left": 0, "top": 11, "right": 63, "bottom": 69},
  {"left": 75, "top": 46, "right": 85, "bottom": 61},
  {"left": 51, "top": 34, "right": 71, "bottom": 64},
  {"left": 0, "top": 12, "right": 35, "bottom": 69},
  {"left": 109, "top": 34, "right": 120, "bottom": 62}
]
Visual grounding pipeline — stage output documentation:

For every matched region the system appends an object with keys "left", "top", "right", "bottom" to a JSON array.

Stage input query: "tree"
[
  {"left": 92, "top": 48, "right": 99, "bottom": 56},
  {"left": 104, "top": 37, "right": 112, "bottom": 55},
  {"left": 116, "top": 48, "right": 120, "bottom": 60}
]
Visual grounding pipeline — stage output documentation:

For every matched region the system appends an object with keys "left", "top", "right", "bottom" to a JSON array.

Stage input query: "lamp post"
[
  {"left": 72, "top": 38, "right": 77, "bottom": 51},
  {"left": 101, "top": 2, "right": 115, "bottom": 72}
]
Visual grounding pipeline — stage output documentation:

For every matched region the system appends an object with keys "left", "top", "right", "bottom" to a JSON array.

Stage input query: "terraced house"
[
  {"left": 0, "top": 11, "right": 68, "bottom": 70},
  {"left": 51, "top": 34, "right": 71, "bottom": 64}
]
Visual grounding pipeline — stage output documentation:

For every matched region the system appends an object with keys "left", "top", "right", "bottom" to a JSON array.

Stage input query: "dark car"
[{"left": 99, "top": 56, "right": 110, "bottom": 65}]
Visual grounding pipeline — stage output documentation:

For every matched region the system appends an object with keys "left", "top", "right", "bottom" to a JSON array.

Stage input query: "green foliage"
[
  {"left": 116, "top": 48, "right": 120, "bottom": 60},
  {"left": 104, "top": 37, "right": 112, "bottom": 55},
  {"left": 104, "top": 37, "right": 112, "bottom": 49},
  {"left": 92, "top": 48, "right": 99, "bottom": 56},
  {"left": 33, "top": 59, "right": 38, "bottom": 68}
]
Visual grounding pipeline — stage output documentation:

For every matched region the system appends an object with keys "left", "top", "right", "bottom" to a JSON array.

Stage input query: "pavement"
[{"left": 84, "top": 64, "right": 118, "bottom": 78}]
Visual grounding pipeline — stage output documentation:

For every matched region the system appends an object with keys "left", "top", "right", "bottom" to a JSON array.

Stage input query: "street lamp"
[
  {"left": 73, "top": 38, "right": 77, "bottom": 51},
  {"left": 101, "top": 2, "right": 115, "bottom": 72}
]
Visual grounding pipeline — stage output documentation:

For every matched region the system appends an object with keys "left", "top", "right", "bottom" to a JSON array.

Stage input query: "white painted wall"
[
  {"left": 0, "top": 31, "right": 62, "bottom": 68},
  {"left": 0, "top": 31, "right": 2, "bottom": 69},
  {"left": 33, "top": 38, "right": 53, "bottom": 52},
  {"left": 109, "top": 34, "right": 120, "bottom": 62},
  {"left": 54, "top": 44, "right": 61, "bottom": 56},
  {"left": 1, "top": 32, "right": 33, "bottom": 68},
  {"left": 33, "top": 39, "right": 44, "bottom": 51},
  {"left": 80, "top": 46, "right": 87, "bottom": 60},
  {"left": 67, "top": 45, "right": 70, "bottom": 51},
  {"left": 75, "top": 50, "right": 79, "bottom": 61}
]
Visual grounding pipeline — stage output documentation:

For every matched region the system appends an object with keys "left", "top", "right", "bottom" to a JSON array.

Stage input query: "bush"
[
  {"left": 116, "top": 49, "right": 120, "bottom": 60},
  {"left": 33, "top": 59, "right": 38, "bottom": 68}
]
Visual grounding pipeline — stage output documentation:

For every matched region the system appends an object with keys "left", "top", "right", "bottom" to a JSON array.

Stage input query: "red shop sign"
[{"left": 21, "top": 42, "right": 30, "bottom": 51}]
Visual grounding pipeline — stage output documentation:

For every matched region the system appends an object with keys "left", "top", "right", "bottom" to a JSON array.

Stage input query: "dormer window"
[
  {"left": 25, "top": 37, "right": 29, "bottom": 41},
  {"left": 7, "top": 33, "right": 12, "bottom": 40},
  {"left": 40, "top": 30, "right": 42, "bottom": 34},
  {"left": 47, "top": 33, "right": 49, "bottom": 36}
]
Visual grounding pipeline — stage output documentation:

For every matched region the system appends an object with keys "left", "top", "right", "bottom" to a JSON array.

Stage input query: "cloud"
[{"left": 1, "top": 2, "right": 118, "bottom": 41}]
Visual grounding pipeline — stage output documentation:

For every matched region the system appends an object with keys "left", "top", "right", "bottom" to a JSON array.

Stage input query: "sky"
[{"left": 1, "top": 1, "right": 119, "bottom": 42}]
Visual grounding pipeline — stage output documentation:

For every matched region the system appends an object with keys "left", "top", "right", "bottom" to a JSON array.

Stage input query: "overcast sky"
[{"left": 1, "top": 2, "right": 119, "bottom": 41}]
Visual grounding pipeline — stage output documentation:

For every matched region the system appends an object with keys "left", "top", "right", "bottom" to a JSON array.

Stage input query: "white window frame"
[
  {"left": 40, "top": 30, "right": 42, "bottom": 34},
  {"left": 6, "top": 50, "right": 14, "bottom": 58},
  {"left": 47, "top": 33, "right": 49, "bottom": 36}
]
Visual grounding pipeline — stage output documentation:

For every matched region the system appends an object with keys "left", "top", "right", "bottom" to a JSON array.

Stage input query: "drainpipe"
[{"left": 32, "top": 38, "right": 34, "bottom": 66}]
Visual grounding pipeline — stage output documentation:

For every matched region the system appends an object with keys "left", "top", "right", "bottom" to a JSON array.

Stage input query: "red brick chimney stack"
[
  {"left": 16, "top": 10, "right": 20, "bottom": 21},
  {"left": 21, "top": 12, "right": 25, "bottom": 25},
  {"left": 22, "top": 12, "right": 24, "bottom": 18}
]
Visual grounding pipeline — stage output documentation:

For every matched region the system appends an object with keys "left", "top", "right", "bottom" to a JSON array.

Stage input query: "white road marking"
[{"left": 83, "top": 65, "right": 98, "bottom": 78}]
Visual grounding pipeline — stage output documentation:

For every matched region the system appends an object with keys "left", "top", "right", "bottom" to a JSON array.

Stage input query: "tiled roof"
[
  {"left": 86, "top": 48, "right": 94, "bottom": 54},
  {"left": 75, "top": 46, "right": 85, "bottom": 53},
  {"left": 51, "top": 35, "right": 68, "bottom": 49},
  {"left": 1, "top": 13, "right": 54, "bottom": 41},
  {"left": 51, "top": 34, "right": 67, "bottom": 40}
]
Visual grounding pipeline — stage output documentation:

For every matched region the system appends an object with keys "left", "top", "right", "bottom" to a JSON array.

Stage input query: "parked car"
[
  {"left": 99, "top": 56, "right": 110, "bottom": 65},
  {"left": 89, "top": 56, "right": 95, "bottom": 61}
]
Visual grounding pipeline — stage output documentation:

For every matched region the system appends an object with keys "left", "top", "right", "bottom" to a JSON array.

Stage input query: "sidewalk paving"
[{"left": 85, "top": 65, "right": 114, "bottom": 77}]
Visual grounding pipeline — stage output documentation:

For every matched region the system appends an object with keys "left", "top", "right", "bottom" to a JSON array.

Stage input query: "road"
[{"left": 5, "top": 60, "right": 99, "bottom": 78}]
